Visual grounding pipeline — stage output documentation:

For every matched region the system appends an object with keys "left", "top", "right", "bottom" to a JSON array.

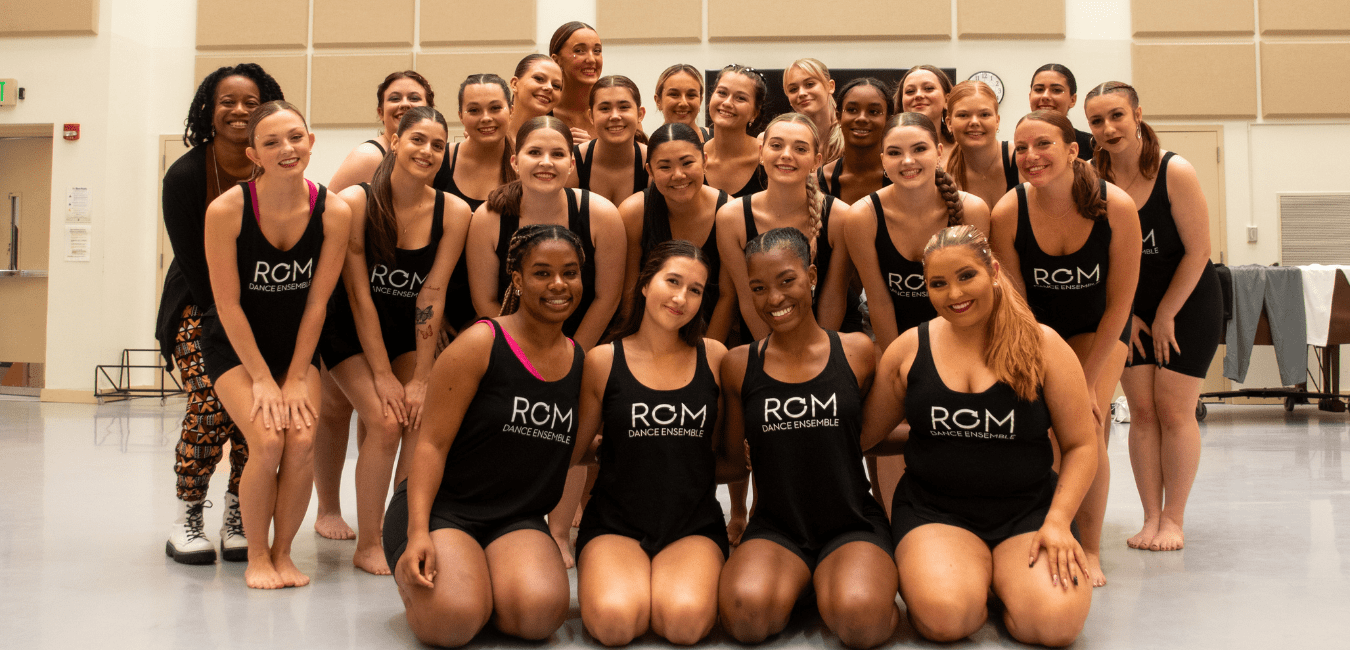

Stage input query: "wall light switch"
[{"left": 1247, "top": 226, "right": 1258, "bottom": 243}]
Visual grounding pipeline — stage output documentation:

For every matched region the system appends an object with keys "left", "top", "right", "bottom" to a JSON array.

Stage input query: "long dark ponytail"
[{"left": 366, "top": 106, "right": 449, "bottom": 269}]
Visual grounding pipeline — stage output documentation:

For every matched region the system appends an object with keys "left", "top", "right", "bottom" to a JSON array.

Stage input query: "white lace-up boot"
[
  {"left": 166, "top": 499, "right": 217, "bottom": 564},
  {"left": 219, "top": 492, "right": 248, "bottom": 562}
]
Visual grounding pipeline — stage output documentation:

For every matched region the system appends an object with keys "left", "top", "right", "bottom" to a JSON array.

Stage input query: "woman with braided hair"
[
  {"left": 845, "top": 112, "right": 989, "bottom": 352},
  {"left": 1084, "top": 82, "right": 1220, "bottom": 556},
  {"left": 717, "top": 113, "right": 855, "bottom": 344},
  {"left": 716, "top": 113, "right": 856, "bottom": 546},
  {"left": 157, "top": 62, "right": 284, "bottom": 565},
  {"left": 386, "top": 224, "right": 586, "bottom": 645},
  {"left": 945, "top": 80, "right": 1020, "bottom": 212},
  {"left": 988, "top": 109, "right": 1141, "bottom": 587},
  {"left": 465, "top": 115, "right": 624, "bottom": 567},
  {"left": 843, "top": 112, "right": 988, "bottom": 514},
  {"left": 718, "top": 227, "right": 898, "bottom": 648}
]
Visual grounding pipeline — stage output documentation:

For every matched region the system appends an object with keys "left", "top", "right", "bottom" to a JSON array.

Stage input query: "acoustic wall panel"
[
  {"left": 193, "top": 55, "right": 308, "bottom": 109},
  {"left": 1133, "top": 0, "right": 1254, "bottom": 37},
  {"left": 311, "top": 54, "right": 415, "bottom": 126},
  {"left": 421, "top": 0, "right": 535, "bottom": 46},
  {"left": 415, "top": 51, "right": 533, "bottom": 123},
  {"left": 197, "top": 0, "right": 308, "bottom": 49},
  {"left": 958, "top": 0, "right": 1064, "bottom": 39},
  {"left": 708, "top": 0, "right": 949, "bottom": 41},
  {"left": 598, "top": 0, "right": 701, "bottom": 44},
  {"left": 0, "top": 0, "right": 98, "bottom": 36},
  {"left": 313, "top": 0, "right": 415, "bottom": 48},
  {"left": 1261, "top": 43, "right": 1350, "bottom": 117},
  {"left": 1132, "top": 44, "right": 1257, "bottom": 119},
  {"left": 1260, "top": 0, "right": 1350, "bottom": 35}
]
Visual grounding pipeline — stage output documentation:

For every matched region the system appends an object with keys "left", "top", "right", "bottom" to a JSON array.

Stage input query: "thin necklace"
[{"left": 212, "top": 143, "right": 224, "bottom": 196}]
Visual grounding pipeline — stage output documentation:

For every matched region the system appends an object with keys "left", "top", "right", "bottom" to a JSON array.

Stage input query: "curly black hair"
[{"left": 183, "top": 63, "right": 285, "bottom": 148}]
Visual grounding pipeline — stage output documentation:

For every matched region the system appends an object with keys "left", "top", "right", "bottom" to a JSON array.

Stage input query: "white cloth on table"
[{"left": 1299, "top": 265, "right": 1350, "bottom": 347}]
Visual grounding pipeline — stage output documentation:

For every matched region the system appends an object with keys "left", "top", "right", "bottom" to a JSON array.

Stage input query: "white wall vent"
[{"left": 1279, "top": 193, "right": 1350, "bottom": 265}]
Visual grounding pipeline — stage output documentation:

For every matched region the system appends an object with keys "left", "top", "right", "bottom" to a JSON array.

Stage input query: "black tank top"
[
  {"left": 207, "top": 180, "right": 327, "bottom": 375},
  {"left": 1013, "top": 181, "right": 1113, "bottom": 338},
  {"left": 870, "top": 193, "right": 936, "bottom": 335},
  {"left": 1135, "top": 152, "right": 1187, "bottom": 318},
  {"left": 495, "top": 189, "right": 597, "bottom": 337},
  {"left": 740, "top": 331, "right": 882, "bottom": 551},
  {"left": 365, "top": 139, "right": 386, "bottom": 156},
  {"left": 434, "top": 319, "right": 584, "bottom": 523},
  {"left": 364, "top": 183, "right": 447, "bottom": 354},
  {"left": 575, "top": 140, "right": 648, "bottom": 196},
  {"left": 818, "top": 157, "right": 891, "bottom": 199},
  {"left": 899, "top": 322, "right": 1056, "bottom": 531},
  {"left": 434, "top": 143, "right": 486, "bottom": 213},
  {"left": 1001, "top": 141, "right": 1020, "bottom": 190},
  {"left": 585, "top": 340, "right": 724, "bottom": 547},
  {"left": 638, "top": 188, "right": 729, "bottom": 327},
  {"left": 705, "top": 160, "right": 767, "bottom": 198}
]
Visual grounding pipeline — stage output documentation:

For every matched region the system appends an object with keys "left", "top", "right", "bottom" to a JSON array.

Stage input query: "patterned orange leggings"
[{"left": 172, "top": 305, "right": 248, "bottom": 501}]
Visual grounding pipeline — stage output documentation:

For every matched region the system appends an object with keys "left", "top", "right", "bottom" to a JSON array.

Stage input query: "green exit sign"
[{"left": 0, "top": 79, "right": 17, "bottom": 107}]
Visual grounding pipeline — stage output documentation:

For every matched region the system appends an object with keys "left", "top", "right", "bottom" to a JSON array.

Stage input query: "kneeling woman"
[
  {"left": 575, "top": 241, "right": 730, "bottom": 646},
  {"left": 719, "top": 228, "right": 898, "bottom": 649},
  {"left": 862, "top": 225, "right": 1096, "bottom": 646},
  {"left": 387, "top": 225, "right": 586, "bottom": 647},
  {"left": 204, "top": 101, "right": 352, "bottom": 588}
]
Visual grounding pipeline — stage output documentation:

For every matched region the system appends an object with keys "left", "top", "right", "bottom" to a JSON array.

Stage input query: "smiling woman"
[
  {"left": 312, "top": 68, "right": 434, "bottom": 548},
  {"left": 860, "top": 224, "right": 1097, "bottom": 646},
  {"left": 159, "top": 63, "right": 285, "bottom": 568},
  {"left": 568, "top": 75, "right": 648, "bottom": 206},
  {"left": 550, "top": 21, "right": 604, "bottom": 144},
  {"left": 202, "top": 101, "right": 353, "bottom": 589}
]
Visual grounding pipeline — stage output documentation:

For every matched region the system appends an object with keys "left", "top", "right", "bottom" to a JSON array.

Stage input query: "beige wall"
[{"left": 0, "top": 0, "right": 99, "bottom": 36}]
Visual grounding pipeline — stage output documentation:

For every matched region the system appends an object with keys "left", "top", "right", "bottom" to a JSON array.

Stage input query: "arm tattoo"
[{"left": 415, "top": 305, "right": 434, "bottom": 325}]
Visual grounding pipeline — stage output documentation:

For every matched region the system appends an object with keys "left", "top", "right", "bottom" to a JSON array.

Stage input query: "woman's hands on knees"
[
  {"left": 281, "top": 376, "right": 318, "bottom": 429},
  {"left": 1028, "top": 518, "right": 1089, "bottom": 590},
  {"left": 398, "top": 532, "right": 437, "bottom": 588},
  {"left": 375, "top": 370, "right": 409, "bottom": 426},
  {"left": 251, "top": 377, "right": 287, "bottom": 429},
  {"left": 404, "top": 377, "right": 428, "bottom": 431}
]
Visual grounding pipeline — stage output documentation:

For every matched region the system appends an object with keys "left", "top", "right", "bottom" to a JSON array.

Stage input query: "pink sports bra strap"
[
  {"left": 248, "top": 180, "right": 318, "bottom": 224},
  {"left": 479, "top": 319, "right": 545, "bottom": 381},
  {"left": 247, "top": 181, "right": 261, "bottom": 224}
]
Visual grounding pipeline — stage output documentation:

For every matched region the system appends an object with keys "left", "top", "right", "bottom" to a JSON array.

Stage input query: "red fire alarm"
[{"left": 63, "top": 124, "right": 79, "bottom": 140}]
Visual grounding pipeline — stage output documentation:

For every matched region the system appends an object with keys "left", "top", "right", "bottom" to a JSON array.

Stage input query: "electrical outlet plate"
[{"left": 1247, "top": 226, "right": 1258, "bottom": 243}]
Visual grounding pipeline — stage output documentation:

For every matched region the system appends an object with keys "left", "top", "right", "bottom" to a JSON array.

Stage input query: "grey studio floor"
[{"left": 2, "top": 396, "right": 1349, "bottom": 649}]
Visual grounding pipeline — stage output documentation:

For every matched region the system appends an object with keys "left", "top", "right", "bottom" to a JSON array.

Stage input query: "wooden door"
[{"left": 1153, "top": 126, "right": 1228, "bottom": 395}]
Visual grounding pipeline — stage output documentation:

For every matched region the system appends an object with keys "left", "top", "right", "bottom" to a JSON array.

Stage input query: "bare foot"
[
  {"left": 314, "top": 513, "right": 356, "bottom": 540},
  {"left": 1149, "top": 520, "right": 1185, "bottom": 551},
  {"left": 1086, "top": 552, "right": 1107, "bottom": 587},
  {"left": 1127, "top": 519, "right": 1159, "bottom": 549},
  {"left": 245, "top": 557, "right": 285, "bottom": 590},
  {"left": 553, "top": 534, "right": 575, "bottom": 569},
  {"left": 353, "top": 545, "right": 392, "bottom": 576},
  {"left": 272, "top": 554, "right": 311, "bottom": 587},
  {"left": 726, "top": 513, "right": 747, "bottom": 547}
]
